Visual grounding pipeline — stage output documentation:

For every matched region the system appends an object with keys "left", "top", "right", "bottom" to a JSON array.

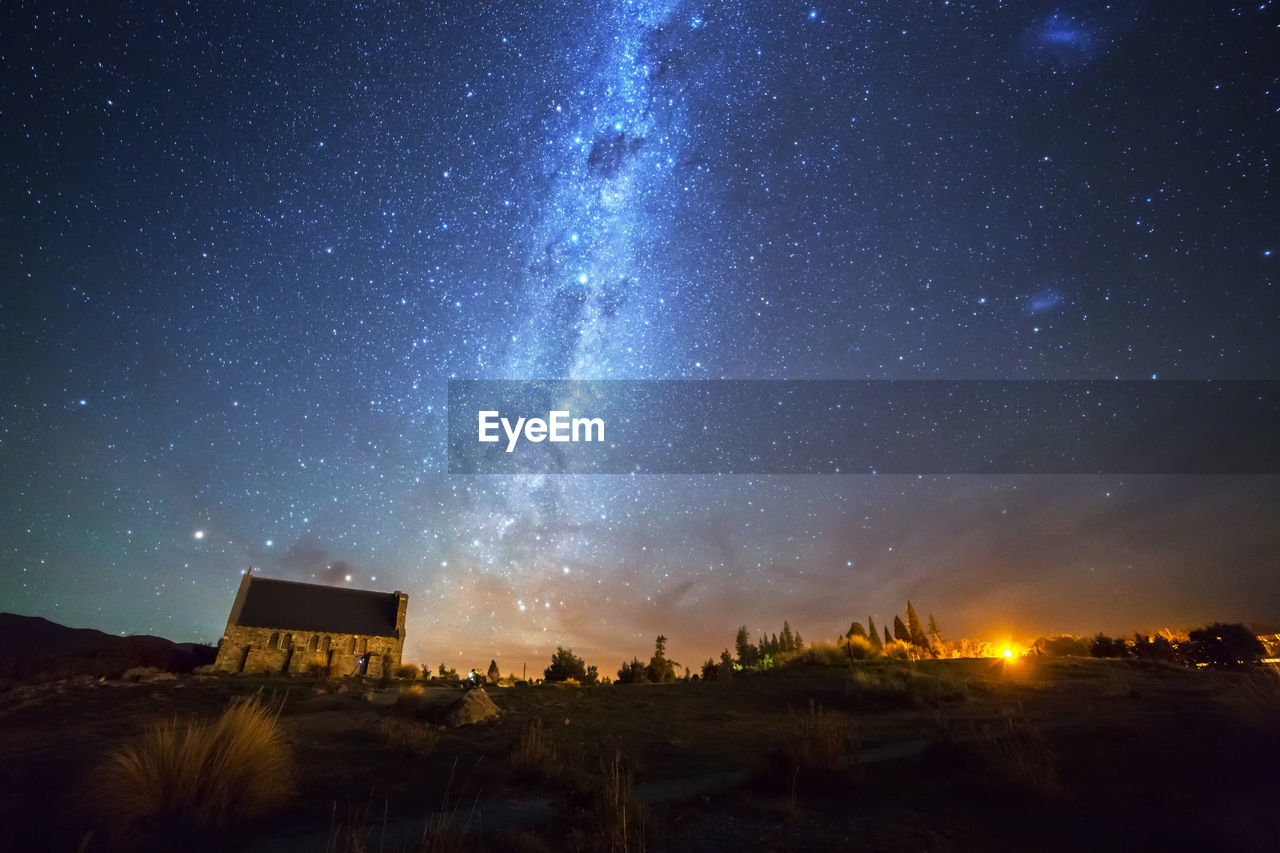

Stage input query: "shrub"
[
  {"left": 88, "top": 693, "right": 293, "bottom": 829},
  {"left": 1186, "top": 623, "right": 1266, "bottom": 668},
  {"left": 395, "top": 663, "right": 419, "bottom": 680},
  {"left": 844, "top": 636, "right": 875, "bottom": 661},
  {"left": 882, "top": 640, "right": 915, "bottom": 661}
]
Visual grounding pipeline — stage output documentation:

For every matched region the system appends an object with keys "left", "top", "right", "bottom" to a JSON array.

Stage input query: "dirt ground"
[{"left": 1, "top": 657, "right": 1276, "bottom": 852}]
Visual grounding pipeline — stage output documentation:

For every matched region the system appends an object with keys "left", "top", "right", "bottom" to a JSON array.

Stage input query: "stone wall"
[{"left": 213, "top": 625, "right": 403, "bottom": 677}]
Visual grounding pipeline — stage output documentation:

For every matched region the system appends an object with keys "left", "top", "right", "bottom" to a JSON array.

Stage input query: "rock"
[{"left": 444, "top": 688, "right": 499, "bottom": 726}]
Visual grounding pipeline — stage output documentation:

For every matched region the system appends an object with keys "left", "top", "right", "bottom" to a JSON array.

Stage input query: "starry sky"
[{"left": 3, "top": 1, "right": 1278, "bottom": 671}]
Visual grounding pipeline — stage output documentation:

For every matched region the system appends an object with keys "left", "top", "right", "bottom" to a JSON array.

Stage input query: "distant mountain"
[{"left": 0, "top": 613, "right": 216, "bottom": 682}]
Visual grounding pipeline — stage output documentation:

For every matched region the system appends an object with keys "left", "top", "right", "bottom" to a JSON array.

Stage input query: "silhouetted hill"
[{"left": 0, "top": 613, "right": 216, "bottom": 682}]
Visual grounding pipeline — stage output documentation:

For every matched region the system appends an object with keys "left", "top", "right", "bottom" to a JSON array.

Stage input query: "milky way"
[{"left": 3, "top": 1, "right": 1277, "bottom": 669}]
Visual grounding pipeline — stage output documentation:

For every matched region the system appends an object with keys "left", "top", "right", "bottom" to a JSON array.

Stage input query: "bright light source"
[{"left": 1002, "top": 648, "right": 1014, "bottom": 658}]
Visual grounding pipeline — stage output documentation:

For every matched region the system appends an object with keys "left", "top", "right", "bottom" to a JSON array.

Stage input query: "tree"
[
  {"left": 719, "top": 648, "right": 735, "bottom": 680},
  {"left": 436, "top": 663, "right": 460, "bottom": 683},
  {"left": 486, "top": 659, "right": 501, "bottom": 683},
  {"left": 780, "top": 621, "right": 795, "bottom": 653},
  {"left": 1187, "top": 623, "right": 1265, "bottom": 668},
  {"left": 905, "top": 601, "right": 929, "bottom": 648},
  {"left": 701, "top": 658, "right": 720, "bottom": 681},
  {"left": 1089, "top": 633, "right": 1128, "bottom": 658},
  {"left": 646, "top": 634, "right": 677, "bottom": 683},
  {"left": 884, "top": 625, "right": 892, "bottom": 646},
  {"left": 617, "top": 657, "right": 646, "bottom": 684},
  {"left": 893, "top": 615, "right": 910, "bottom": 643},
  {"left": 735, "top": 626, "right": 758, "bottom": 668},
  {"left": 846, "top": 621, "right": 867, "bottom": 641},
  {"left": 867, "top": 617, "right": 883, "bottom": 650},
  {"left": 544, "top": 646, "right": 591, "bottom": 682},
  {"left": 927, "top": 614, "right": 945, "bottom": 648}
]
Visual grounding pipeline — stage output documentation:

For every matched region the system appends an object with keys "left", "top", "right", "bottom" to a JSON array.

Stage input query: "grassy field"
[{"left": 1, "top": 657, "right": 1276, "bottom": 851}]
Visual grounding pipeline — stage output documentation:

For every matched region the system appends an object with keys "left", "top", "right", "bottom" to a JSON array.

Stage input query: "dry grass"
[
  {"left": 510, "top": 719, "right": 558, "bottom": 773},
  {"left": 378, "top": 717, "right": 439, "bottom": 757},
  {"left": 784, "top": 700, "right": 853, "bottom": 778},
  {"left": 391, "top": 683, "right": 428, "bottom": 718},
  {"left": 1216, "top": 663, "right": 1280, "bottom": 732},
  {"left": 846, "top": 663, "right": 968, "bottom": 708},
  {"left": 567, "top": 746, "right": 645, "bottom": 853},
  {"left": 88, "top": 693, "right": 293, "bottom": 829},
  {"left": 976, "top": 707, "right": 1060, "bottom": 799},
  {"left": 753, "top": 700, "right": 857, "bottom": 805}
]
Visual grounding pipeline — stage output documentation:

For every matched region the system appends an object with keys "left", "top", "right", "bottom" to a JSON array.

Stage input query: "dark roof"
[{"left": 235, "top": 577, "right": 400, "bottom": 637}]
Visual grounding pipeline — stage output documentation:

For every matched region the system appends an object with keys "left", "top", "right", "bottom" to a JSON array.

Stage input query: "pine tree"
[
  {"left": 846, "top": 621, "right": 867, "bottom": 640},
  {"left": 927, "top": 614, "right": 945, "bottom": 648},
  {"left": 647, "top": 634, "right": 676, "bottom": 683},
  {"left": 793, "top": 630, "right": 803, "bottom": 651},
  {"left": 868, "top": 617, "right": 882, "bottom": 649},
  {"left": 735, "top": 625, "right": 756, "bottom": 667},
  {"left": 906, "top": 601, "right": 928, "bottom": 648},
  {"left": 486, "top": 659, "right": 501, "bottom": 683},
  {"left": 719, "top": 648, "right": 735, "bottom": 680},
  {"left": 780, "top": 620, "right": 795, "bottom": 653},
  {"left": 884, "top": 625, "right": 893, "bottom": 645},
  {"left": 893, "top": 614, "right": 910, "bottom": 642}
]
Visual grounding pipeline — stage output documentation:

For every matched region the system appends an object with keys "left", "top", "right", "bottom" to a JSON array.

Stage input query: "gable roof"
[{"left": 234, "top": 576, "right": 400, "bottom": 637}]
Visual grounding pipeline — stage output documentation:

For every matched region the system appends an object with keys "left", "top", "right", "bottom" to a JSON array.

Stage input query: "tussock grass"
[
  {"left": 391, "top": 683, "right": 427, "bottom": 718},
  {"left": 88, "top": 693, "right": 293, "bottom": 829},
  {"left": 846, "top": 663, "right": 969, "bottom": 708},
  {"left": 378, "top": 717, "right": 438, "bottom": 757},
  {"left": 510, "top": 720, "right": 558, "bottom": 774},
  {"left": 566, "top": 746, "right": 645, "bottom": 853},
  {"left": 976, "top": 708, "right": 1060, "bottom": 799},
  {"left": 754, "top": 701, "right": 857, "bottom": 802},
  {"left": 1216, "top": 663, "right": 1280, "bottom": 733}
]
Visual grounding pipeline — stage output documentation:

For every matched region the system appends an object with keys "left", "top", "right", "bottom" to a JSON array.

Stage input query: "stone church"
[{"left": 213, "top": 572, "right": 408, "bottom": 678}]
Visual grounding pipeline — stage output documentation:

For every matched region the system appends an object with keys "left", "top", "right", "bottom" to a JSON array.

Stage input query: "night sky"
[{"left": 3, "top": 1, "right": 1278, "bottom": 670}]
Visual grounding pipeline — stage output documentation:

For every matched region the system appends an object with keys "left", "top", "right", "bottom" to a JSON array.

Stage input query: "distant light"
[
  {"left": 578, "top": 273, "right": 588, "bottom": 284},
  {"left": 344, "top": 574, "right": 352, "bottom": 582},
  {"left": 562, "top": 566, "right": 570, "bottom": 574},
  {"left": 193, "top": 530, "right": 205, "bottom": 540},
  {"left": 1002, "top": 648, "right": 1013, "bottom": 658},
  {"left": 265, "top": 539, "right": 273, "bottom": 547}
]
